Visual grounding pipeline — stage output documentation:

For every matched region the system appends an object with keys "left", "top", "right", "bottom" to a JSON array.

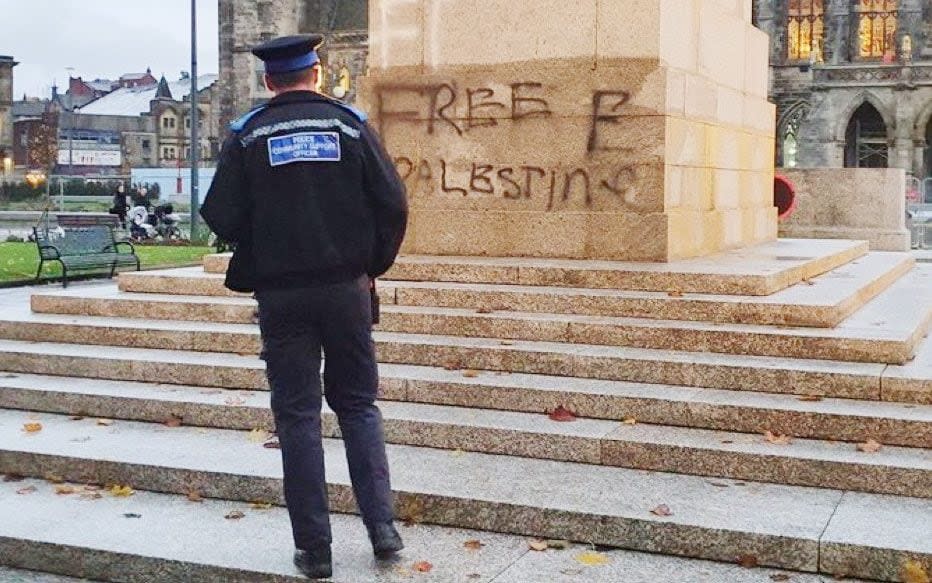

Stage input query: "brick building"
[
  {"left": 0, "top": 55, "right": 17, "bottom": 174},
  {"left": 218, "top": 0, "right": 367, "bottom": 129},
  {"left": 754, "top": 0, "right": 932, "bottom": 183}
]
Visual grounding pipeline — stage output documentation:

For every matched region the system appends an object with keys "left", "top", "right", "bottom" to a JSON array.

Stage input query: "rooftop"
[{"left": 76, "top": 74, "right": 218, "bottom": 117}]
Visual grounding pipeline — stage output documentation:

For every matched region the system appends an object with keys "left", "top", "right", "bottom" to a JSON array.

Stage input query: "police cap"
[{"left": 252, "top": 34, "right": 324, "bottom": 74}]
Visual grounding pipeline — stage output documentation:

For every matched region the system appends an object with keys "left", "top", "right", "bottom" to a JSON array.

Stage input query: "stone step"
[
  {"left": 1, "top": 375, "right": 926, "bottom": 497},
  {"left": 122, "top": 252, "right": 918, "bottom": 328},
  {"left": 30, "top": 261, "right": 932, "bottom": 364},
  {"left": 1, "top": 410, "right": 928, "bottom": 579},
  {"left": 203, "top": 239, "right": 869, "bottom": 296},
  {"left": 0, "top": 479, "right": 871, "bottom": 583},
  {"left": 0, "top": 355, "right": 928, "bottom": 447},
  {"left": 0, "top": 315, "right": 903, "bottom": 401}
]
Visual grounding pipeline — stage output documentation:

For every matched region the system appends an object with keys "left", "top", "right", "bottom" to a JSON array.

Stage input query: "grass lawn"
[{"left": 0, "top": 242, "right": 213, "bottom": 284}]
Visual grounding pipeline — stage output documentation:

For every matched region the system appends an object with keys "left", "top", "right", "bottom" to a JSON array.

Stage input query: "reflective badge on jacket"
[{"left": 267, "top": 131, "right": 341, "bottom": 166}]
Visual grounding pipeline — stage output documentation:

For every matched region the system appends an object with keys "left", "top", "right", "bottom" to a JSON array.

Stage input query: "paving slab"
[
  {"left": 29, "top": 262, "right": 932, "bottom": 363},
  {"left": 0, "top": 410, "right": 849, "bottom": 572},
  {"left": 203, "top": 239, "right": 869, "bottom": 296},
  {"left": 884, "top": 331, "right": 932, "bottom": 405},
  {"left": 123, "top": 253, "right": 915, "bottom": 328},
  {"left": 820, "top": 492, "right": 932, "bottom": 581},
  {"left": 1, "top": 375, "right": 925, "bottom": 496}
]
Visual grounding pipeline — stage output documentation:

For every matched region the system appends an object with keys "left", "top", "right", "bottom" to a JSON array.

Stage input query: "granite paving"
[{"left": 0, "top": 479, "right": 870, "bottom": 583}]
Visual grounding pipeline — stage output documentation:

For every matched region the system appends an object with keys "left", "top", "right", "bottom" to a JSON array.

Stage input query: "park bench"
[{"left": 32, "top": 224, "right": 140, "bottom": 287}]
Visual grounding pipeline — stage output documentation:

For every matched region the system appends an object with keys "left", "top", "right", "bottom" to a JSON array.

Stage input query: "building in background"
[
  {"left": 754, "top": 0, "right": 932, "bottom": 184},
  {"left": 218, "top": 0, "right": 367, "bottom": 129},
  {"left": 0, "top": 55, "right": 17, "bottom": 176}
]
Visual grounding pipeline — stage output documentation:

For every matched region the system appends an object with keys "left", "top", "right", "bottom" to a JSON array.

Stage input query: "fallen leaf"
[
  {"left": 225, "top": 509, "right": 245, "bottom": 520},
  {"left": 249, "top": 501, "right": 273, "bottom": 510},
  {"left": 770, "top": 574, "right": 792, "bottom": 582},
  {"left": 16, "top": 485, "right": 37, "bottom": 495},
  {"left": 163, "top": 415, "right": 183, "bottom": 428},
  {"left": 650, "top": 504, "right": 673, "bottom": 517},
  {"left": 736, "top": 554, "right": 759, "bottom": 568},
  {"left": 46, "top": 475, "right": 64, "bottom": 484},
  {"left": 462, "top": 370, "right": 480, "bottom": 378},
  {"left": 22, "top": 422, "right": 42, "bottom": 433},
  {"left": 546, "top": 539, "right": 570, "bottom": 549},
  {"left": 764, "top": 431, "right": 792, "bottom": 445},
  {"left": 187, "top": 491, "right": 203, "bottom": 503},
  {"left": 3, "top": 473, "right": 24, "bottom": 482},
  {"left": 123, "top": 513, "right": 142, "bottom": 519},
  {"left": 96, "top": 418, "right": 114, "bottom": 426},
  {"left": 857, "top": 439, "right": 883, "bottom": 453},
  {"left": 575, "top": 551, "right": 610, "bottom": 566},
  {"left": 110, "top": 485, "right": 135, "bottom": 497},
  {"left": 463, "top": 539, "right": 485, "bottom": 550},
  {"left": 476, "top": 307, "right": 494, "bottom": 314},
  {"left": 622, "top": 418, "right": 637, "bottom": 425},
  {"left": 548, "top": 405, "right": 577, "bottom": 422},
  {"left": 797, "top": 395, "right": 823, "bottom": 402},
  {"left": 413, "top": 561, "right": 433, "bottom": 573},
  {"left": 224, "top": 397, "right": 246, "bottom": 406},
  {"left": 667, "top": 291, "right": 684, "bottom": 298},
  {"left": 500, "top": 340, "right": 514, "bottom": 346},
  {"left": 263, "top": 437, "right": 281, "bottom": 449},
  {"left": 248, "top": 428, "right": 271, "bottom": 443},
  {"left": 903, "top": 560, "right": 930, "bottom": 583},
  {"left": 70, "top": 415, "right": 86, "bottom": 421},
  {"left": 528, "top": 540, "right": 548, "bottom": 551},
  {"left": 55, "top": 484, "right": 76, "bottom": 495},
  {"left": 80, "top": 491, "right": 103, "bottom": 500}
]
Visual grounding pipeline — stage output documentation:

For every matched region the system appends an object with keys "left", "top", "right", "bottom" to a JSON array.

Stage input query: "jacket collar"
[{"left": 267, "top": 90, "right": 330, "bottom": 107}]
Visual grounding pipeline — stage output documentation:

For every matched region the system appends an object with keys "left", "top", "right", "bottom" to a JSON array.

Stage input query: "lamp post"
[{"left": 189, "top": 0, "right": 200, "bottom": 241}]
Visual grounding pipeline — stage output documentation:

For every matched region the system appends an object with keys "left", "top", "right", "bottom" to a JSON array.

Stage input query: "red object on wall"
[{"left": 774, "top": 174, "right": 798, "bottom": 221}]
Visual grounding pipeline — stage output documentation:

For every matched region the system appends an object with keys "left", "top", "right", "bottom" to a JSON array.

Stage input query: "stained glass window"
[
  {"left": 857, "top": 0, "right": 898, "bottom": 59},
  {"left": 787, "top": 0, "right": 825, "bottom": 61}
]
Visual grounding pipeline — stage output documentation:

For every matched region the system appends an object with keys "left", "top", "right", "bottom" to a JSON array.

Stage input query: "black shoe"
[
  {"left": 368, "top": 522, "right": 404, "bottom": 559},
  {"left": 294, "top": 546, "right": 333, "bottom": 579}
]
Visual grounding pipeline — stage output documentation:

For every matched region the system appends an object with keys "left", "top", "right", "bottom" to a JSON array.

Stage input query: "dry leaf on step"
[
  {"left": 263, "top": 437, "right": 281, "bottom": 449},
  {"left": 463, "top": 539, "right": 485, "bottom": 551},
  {"left": 650, "top": 504, "right": 673, "bottom": 517},
  {"left": 528, "top": 540, "right": 548, "bottom": 551},
  {"left": 462, "top": 370, "right": 480, "bottom": 378},
  {"left": 413, "top": 561, "right": 433, "bottom": 573},
  {"left": 857, "top": 439, "right": 883, "bottom": 453},
  {"left": 248, "top": 428, "right": 270, "bottom": 443},
  {"left": 667, "top": 291, "right": 684, "bottom": 298},
  {"left": 903, "top": 560, "right": 930, "bottom": 583},
  {"left": 546, "top": 540, "right": 570, "bottom": 549},
  {"left": 250, "top": 501, "right": 273, "bottom": 510},
  {"left": 476, "top": 307, "right": 494, "bottom": 314},
  {"left": 22, "top": 422, "right": 42, "bottom": 433},
  {"left": 96, "top": 418, "right": 114, "bottom": 426},
  {"left": 797, "top": 395, "right": 823, "bottom": 402},
  {"left": 16, "top": 485, "right": 37, "bottom": 495},
  {"left": 224, "top": 510, "right": 245, "bottom": 520},
  {"left": 187, "top": 491, "right": 203, "bottom": 503},
  {"left": 764, "top": 431, "right": 792, "bottom": 445},
  {"left": 622, "top": 418, "right": 637, "bottom": 425},
  {"left": 163, "top": 415, "right": 183, "bottom": 428},
  {"left": 54, "top": 484, "right": 76, "bottom": 495},
  {"left": 110, "top": 485, "right": 135, "bottom": 497},
  {"left": 548, "top": 405, "right": 577, "bottom": 422},
  {"left": 736, "top": 554, "right": 759, "bottom": 568},
  {"left": 575, "top": 551, "right": 610, "bottom": 566}
]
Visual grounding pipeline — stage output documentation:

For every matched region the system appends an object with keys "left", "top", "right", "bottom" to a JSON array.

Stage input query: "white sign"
[{"left": 57, "top": 149, "right": 122, "bottom": 167}]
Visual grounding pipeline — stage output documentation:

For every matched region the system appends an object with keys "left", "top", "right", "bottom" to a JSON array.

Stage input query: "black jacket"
[{"left": 200, "top": 91, "right": 408, "bottom": 292}]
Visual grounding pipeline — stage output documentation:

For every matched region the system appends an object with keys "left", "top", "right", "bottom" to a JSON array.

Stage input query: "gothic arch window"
[
  {"left": 778, "top": 103, "right": 809, "bottom": 168},
  {"left": 787, "top": 0, "right": 825, "bottom": 61},
  {"left": 857, "top": 0, "right": 898, "bottom": 60},
  {"left": 844, "top": 102, "right": 889, "bottom": 168}
]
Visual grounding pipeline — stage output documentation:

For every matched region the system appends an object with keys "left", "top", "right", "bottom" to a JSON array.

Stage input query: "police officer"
[{"left": 200, "top": 34, "right": 408, "bottom": 580}]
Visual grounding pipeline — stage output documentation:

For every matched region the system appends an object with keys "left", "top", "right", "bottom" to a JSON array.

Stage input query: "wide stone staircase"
[{"left": 0, "top": 238, "right": 929, "bottom": 582}]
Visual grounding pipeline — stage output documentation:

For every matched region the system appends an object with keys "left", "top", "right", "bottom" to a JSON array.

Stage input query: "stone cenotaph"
[{"left": 360, "top": 0, "right": 777, "bottom": 261}]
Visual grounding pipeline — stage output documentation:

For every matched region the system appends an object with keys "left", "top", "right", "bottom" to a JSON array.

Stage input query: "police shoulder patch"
[
  {"left": 268, "top": 131, "right": 341, "bottom": 167},
  {"left": 229, "top": 105, "right": 268, "bottom": 133}
]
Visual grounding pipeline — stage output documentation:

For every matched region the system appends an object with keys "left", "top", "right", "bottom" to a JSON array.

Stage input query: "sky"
[{"left": 0, "top": 0, "right": 219, "bottom": 99}]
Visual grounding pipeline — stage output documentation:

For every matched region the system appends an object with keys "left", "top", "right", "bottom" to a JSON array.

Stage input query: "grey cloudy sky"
[{"left": 0, "top": 0, "right": 219, "bottom": 99}]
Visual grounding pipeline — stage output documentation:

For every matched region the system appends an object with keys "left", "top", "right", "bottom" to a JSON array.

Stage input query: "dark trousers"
[{"left": 256, "top": 276, "right": 394, "bottom": 550}]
